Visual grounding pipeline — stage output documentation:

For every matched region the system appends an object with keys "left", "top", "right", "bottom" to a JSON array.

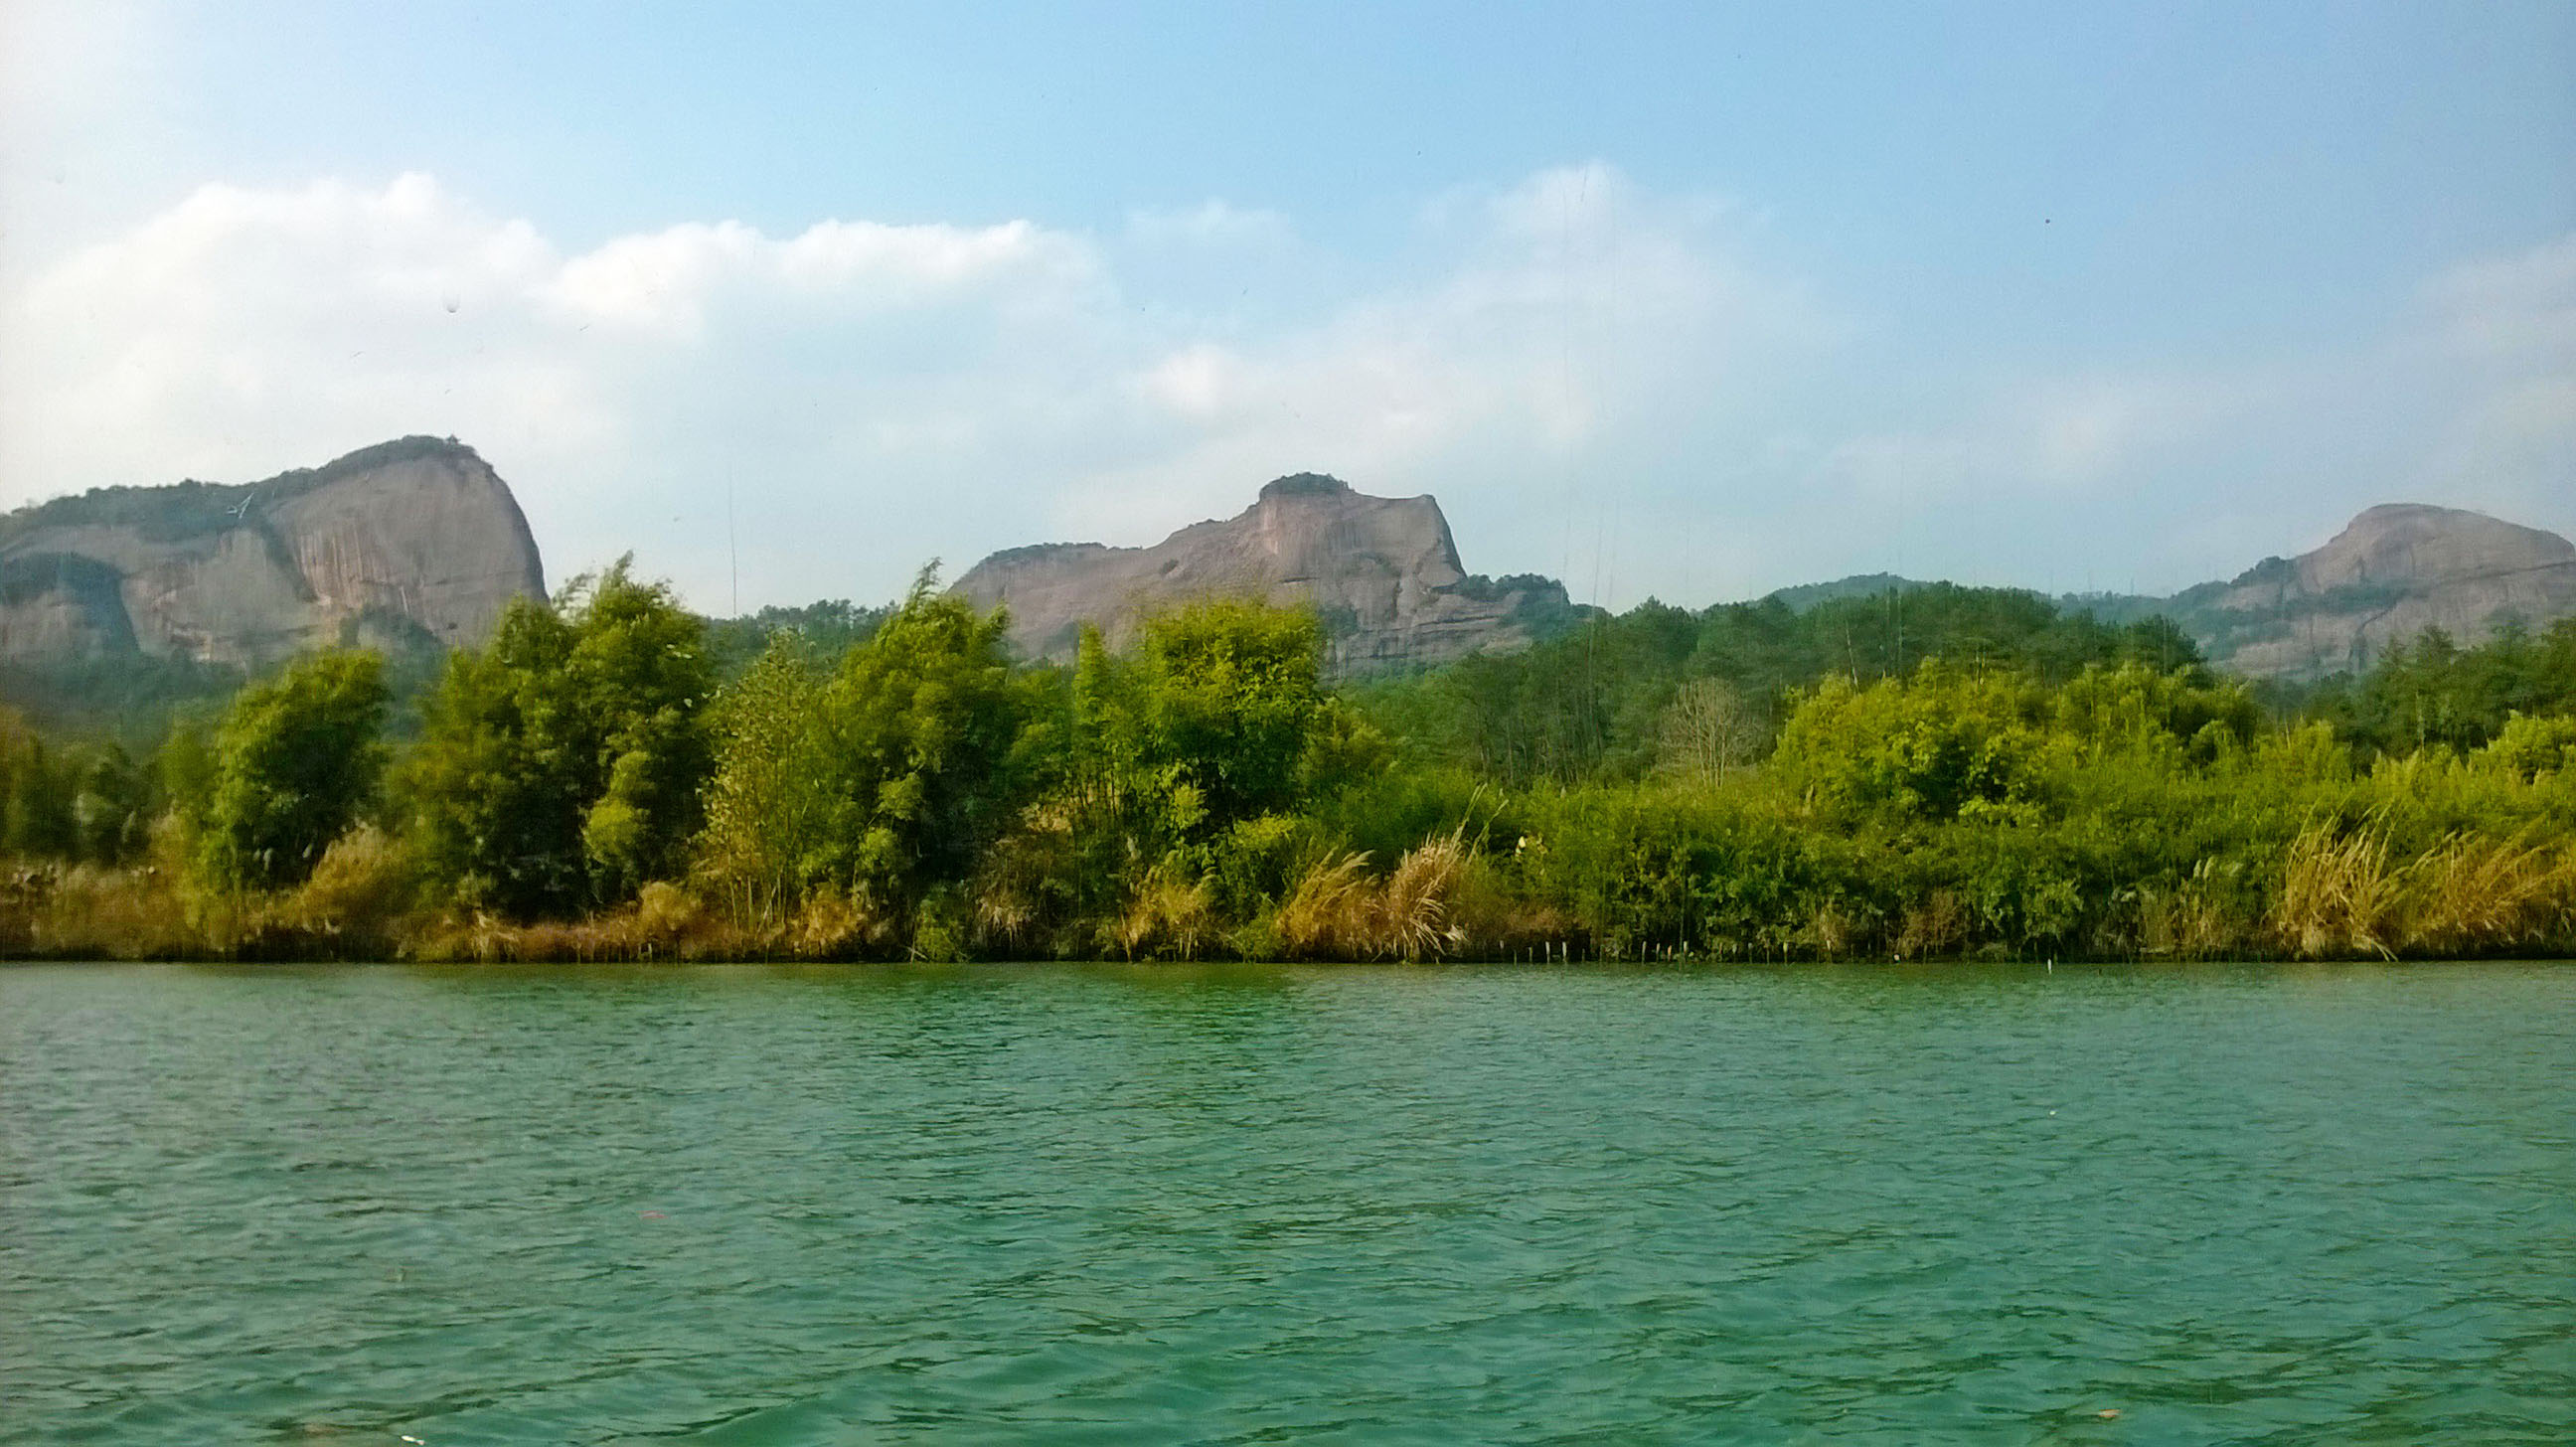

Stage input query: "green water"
[{"left": 2, "top": 963, "right": 2570, "bottom": 1444}]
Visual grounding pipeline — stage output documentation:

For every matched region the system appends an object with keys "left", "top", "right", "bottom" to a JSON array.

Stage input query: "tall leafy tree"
[
  {"left": 1128, "top": 600, "right": 1327, "bottom": 832},
  {"left": 74, "top": 744, "right": 154, "bottom": 865},
  {"left": 197, "top": 651, "right": 390, "bottom": 889},
  {"left": 811, "top": 570, "right": 1032, "bottom": 922},
  {"left": 403, "top": 560, "right": 714, "bottom": 917},
  {"left": 698, "top": 632, "right": 836, "bottom": 925},
  {"left": 0, "top": 712, "right": 80, "bottom": 861}
]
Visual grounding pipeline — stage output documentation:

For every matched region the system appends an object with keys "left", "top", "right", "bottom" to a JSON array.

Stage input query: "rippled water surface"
[{"left": 4, "top": 962, "right": 2572, "bottom": 1444}]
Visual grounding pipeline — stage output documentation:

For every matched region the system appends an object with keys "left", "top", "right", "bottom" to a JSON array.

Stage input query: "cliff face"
[
  {"left": 952, "top": 474, "right": 1578, "bottom": 671},
  {"left": 2149, "top": 503, "right": 2576, "bottom": 678},
  {"left": 0, "top": 437, "right": 547, "bottom": 666}
]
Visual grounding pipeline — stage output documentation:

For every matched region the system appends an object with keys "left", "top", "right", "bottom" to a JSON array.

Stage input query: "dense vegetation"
[{"left": 5, "top": 562, "right": 2573, "bottom": 965}]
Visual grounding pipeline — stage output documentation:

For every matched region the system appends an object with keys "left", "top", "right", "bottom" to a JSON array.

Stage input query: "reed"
[
  {"left": 2137, "top": 858, "right": 2246, "bottom": 961},
  {"left": 1273, "top": 830, "right": 1470, "bottom": 961},
  {"left": 2398, "top": 830, "right": 2571, "bottom": 956},
  {"left": 13, "top": 864, "right": 202, "bottom": 960},
  {"left": 1375, "top": 830, "right": 1468, "bottom": 962},
  {"left": 2271, "top": 823, "right": 2403, "bottom": 959},
  {"left": 1275, "top": 851, "right": 1371, "bottom": 959},
  {"left": 1112, "top": 858, "right": 1215, "bottom": 960}
]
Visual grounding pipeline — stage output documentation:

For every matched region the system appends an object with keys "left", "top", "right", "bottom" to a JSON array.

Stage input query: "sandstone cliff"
[
  {"left": 952, "top": 474, "right": 1580, "bottom": 671},
  {"left": 2058, "top": 502, "right": 2576, "bottom": 679},
  {"left": 2170, "top": 504, "right": 2576, "bottom": 678},
  {"left": 0, "top": 436, "right": 547, "bottom": 666}
]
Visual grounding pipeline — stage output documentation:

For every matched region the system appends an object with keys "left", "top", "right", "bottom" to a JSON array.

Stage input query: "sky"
[{"left": 2, "top": 0, "right": 2570, "bottom": 614}]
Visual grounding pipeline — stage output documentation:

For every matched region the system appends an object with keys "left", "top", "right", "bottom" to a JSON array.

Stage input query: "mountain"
[
  {"left": 0, "top": 436, "right": 546, "bottom": 668},
  {"left": 951, "top": 473, "right": 1585, "bottom": 671},
  {"left": 1764, "top": 572, "right": 1937, "bottom": 612},
  {"left": 2077, "top": 503, "right": 2576, "bottom": 679}
]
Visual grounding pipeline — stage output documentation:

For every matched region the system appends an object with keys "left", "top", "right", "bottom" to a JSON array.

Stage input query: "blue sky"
[{"left": 3, "top": 0, "right": 2570, "bottom": 611}]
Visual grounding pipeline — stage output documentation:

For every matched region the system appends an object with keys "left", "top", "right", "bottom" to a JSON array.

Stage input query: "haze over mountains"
[
  {"left": 3, "top": 437, "right": 2569, "bottom": 684},
  {"left": 1783, "top": 505, "right": 2576, "bottom": 681}
]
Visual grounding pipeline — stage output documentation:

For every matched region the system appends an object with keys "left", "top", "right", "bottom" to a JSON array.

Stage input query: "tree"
[
  {"left": 402, "top": 560, "right": 714, "bottom": 917},
  {"left": 0, "top": 714, "right": 79, "bottom": 861},
  {"left": 1773, "top": 664, "right": 2055, "bottom": 824},
  {"left": 566, "top": 561, "right": 719, "bottom": 897},
  {"left": 74, "top": 744, "right": 153, "bottom": 864},
  {"left": 1656, "top": 677, "right": 1765, "bottom": 784},
  {"left": 698, "top": 632, "right": 836, "bottom": 926},
  {"left": 1129, "top": 600, "right": 1327, "bottom": 831},
  {"left": 197, "top": 651, "right": 390, "bottom": 889},
  {"left": 809, "top": 569, "right": 1032, "bottom": 925}
]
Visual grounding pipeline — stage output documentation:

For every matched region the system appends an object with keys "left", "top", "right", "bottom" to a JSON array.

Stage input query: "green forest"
[{"left": 6, "top": 559, "right": 2575, "bottom": 964}]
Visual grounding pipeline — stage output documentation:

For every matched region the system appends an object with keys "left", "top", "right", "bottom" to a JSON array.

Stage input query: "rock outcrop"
[
  {"left": 952, "top": 473, "right": 1579, "bottom": 671},
  {"left": 0, "top": 436, "right": 547, "bottom": 666},
  {"left": 2077, "top": 503, "right": 2576, "bottom": 679}
]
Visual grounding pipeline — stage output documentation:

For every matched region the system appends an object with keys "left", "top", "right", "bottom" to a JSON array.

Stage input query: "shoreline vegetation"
[{"left": 4, "top": 561, "right": 2574, "bottom": 966}]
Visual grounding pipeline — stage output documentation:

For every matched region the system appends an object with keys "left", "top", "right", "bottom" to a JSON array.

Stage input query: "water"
[{"left": 3, "top": 962, "right": 2571, "bottom": 1445}]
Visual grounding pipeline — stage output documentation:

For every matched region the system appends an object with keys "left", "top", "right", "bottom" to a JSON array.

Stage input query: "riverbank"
[
  {"left": 8, "top": 808, "right": 2573, "bottom": 965},
  {"left": 7, "top": 587, "right": 2573, "bottom": 967}
]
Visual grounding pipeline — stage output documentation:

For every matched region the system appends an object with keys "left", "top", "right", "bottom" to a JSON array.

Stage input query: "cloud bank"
[{"left": 3, "top": 167, "right": 2568, "bottom": 611}]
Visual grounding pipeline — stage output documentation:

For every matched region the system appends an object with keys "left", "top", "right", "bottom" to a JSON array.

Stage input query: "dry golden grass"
[
  {"left": 2271, "top": 823, "right": 2404, "bottom": 959},
  {"left": 2268, "top": 822, "right": 2576, "bottom": 959},
  {"left": 788, "top": 884, "right": 880, "bottom": 957},
  {"left": 1112, "top": 858, "right": 1215, "bottom": 960},
  {"left": 2137, "top": 859, "right": 2244, "bottom": 960},
  {"left": 265, "top": 826, "right": 420, "bottom": 954},
  {"left": 2398, "top": 830, "right": 2573, "bottom": 956},
  {"left": 403, "top": 879, "right": 774, "bottom": 963},
  {"left": 1275, "top": 851, "right": 1371, "bottom": 958},
  {"left": 1274, "top": 830, "right": 1471, "bottom": 961},
  {"left": 10, "top": 864, "right": 202, "bottom": 960},
  {"left": 1376, "top": 831, "right": 1467, "bottom": 962}
]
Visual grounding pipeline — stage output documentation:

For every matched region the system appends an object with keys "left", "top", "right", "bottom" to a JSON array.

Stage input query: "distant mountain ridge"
[
  {"left": 1775, "top": 503, "right": 2576, "bottom": 679},
  {"left": 952, "top": 473, "right": 1586, "bottom": 671},
  {"left": 0, "top": 436, "right": 546, "bottom": 668},
  {"left": 4, "top": 431, "right": 2564, "bottom": 688},
  {"left": 2069, "top": 504, "right": 2576, "bottom": 678},
  {"left": 1762, "top": 572, "right": 1937, "bottom": 613}
]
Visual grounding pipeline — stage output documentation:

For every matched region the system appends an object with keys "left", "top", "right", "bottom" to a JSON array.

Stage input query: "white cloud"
[
  {"left": 1809, "top": 233, "right": 2576, "bottom": 594},
  {"left": 1123, "top": 201, "right": 1295, "bottom": 251},
  {"left": 2, "top": 165, "right": 2568, "bottom": 614},
  {"left": 0, "top": 163, "right": 1836, "bottom": 608}
]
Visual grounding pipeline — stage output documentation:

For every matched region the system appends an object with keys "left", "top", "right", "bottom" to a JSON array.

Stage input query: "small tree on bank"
[{"left": 197, "top": 651, "right": 390, "bottom": 890}]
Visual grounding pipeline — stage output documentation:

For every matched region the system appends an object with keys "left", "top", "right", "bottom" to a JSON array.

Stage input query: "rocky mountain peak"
[
  {"left": 0, "top": 436, "right": 547, "bottom": 666},
  {"left": 2158, "top": 500, "right": 2576, "bottom": 678},
  {"left": 2289, "top": 503, "right": 2574, "bottom": 594},
  {"left": 1257, "top": 472, "right": 1356, "bottom": 501},
  {"left": 952, "top": 476, "right": 1578, "bottom": 671}
]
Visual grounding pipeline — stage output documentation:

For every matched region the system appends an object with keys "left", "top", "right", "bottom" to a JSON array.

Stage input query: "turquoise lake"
[{"left": 3, "top": 961, "right": 2571, "bottom": 1443}]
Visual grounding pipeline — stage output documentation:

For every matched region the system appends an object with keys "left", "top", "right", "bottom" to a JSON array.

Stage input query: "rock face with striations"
[
  {"left": 2152, "top": 503, "right": 2576, "bottom": 679},
  {"left": 952, "top": 473, "right": 1579, "bottom": 671},
  {"left": 0, "top": 436, "right": 547, "bottom": 667}
]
